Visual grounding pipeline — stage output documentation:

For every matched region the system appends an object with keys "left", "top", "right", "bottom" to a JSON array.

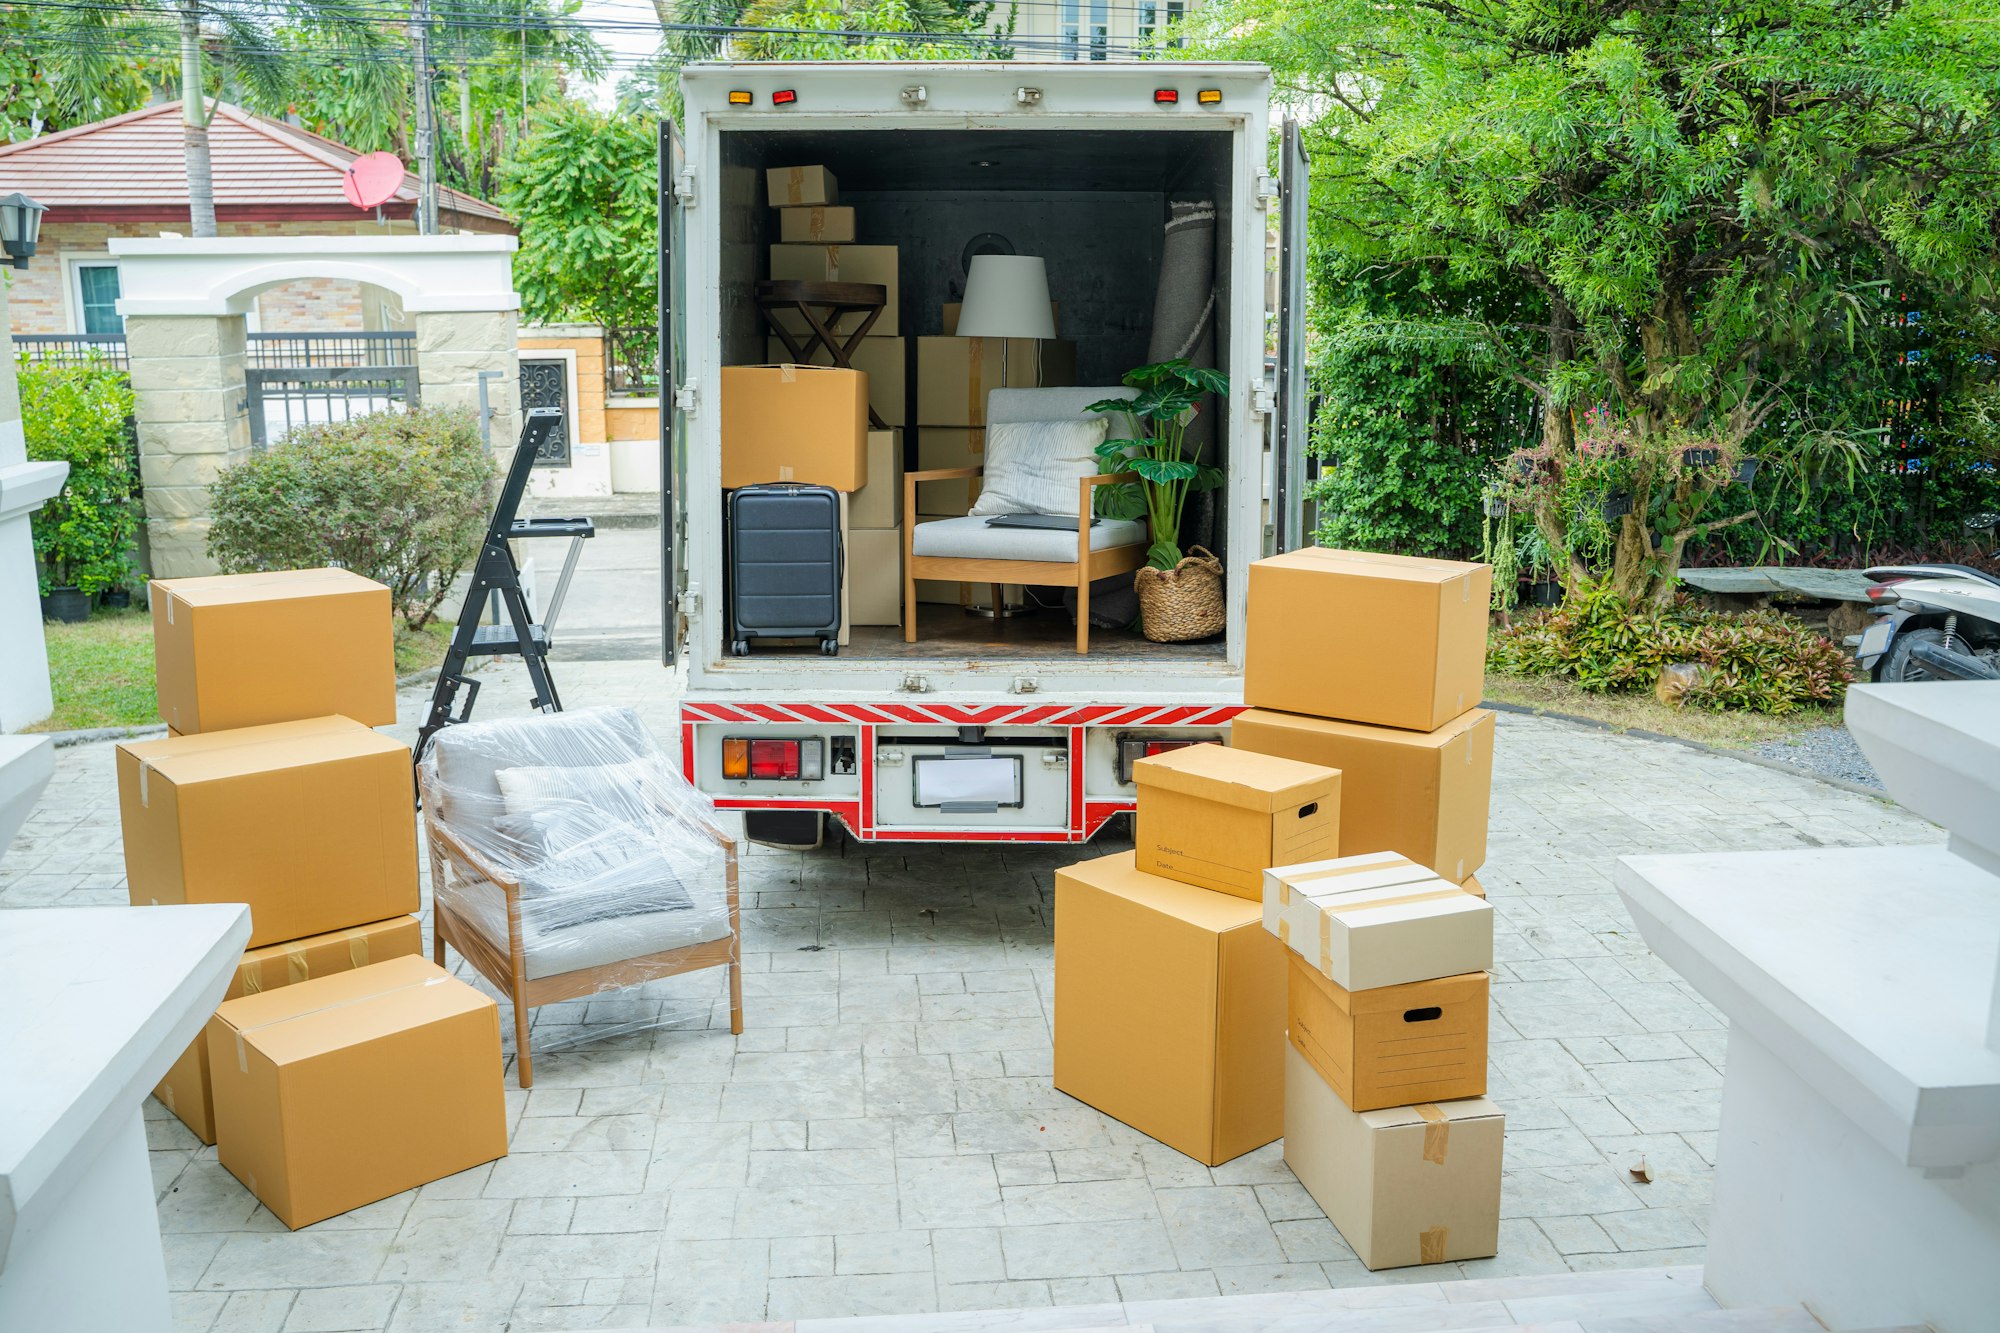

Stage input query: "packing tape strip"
[
  {"left": 139, "top": 763, "right": 150, "bottom": 808},
  {"left": 347, "top": 927, "right": 372, "bottom": 969},
  {"left": 1284, "top": 856, "right": 1423, "bottom": 886},
  {"left": 1324, "top": 886, "right": 1471, "bottom": 916},
  {"left": 286, "top": 943, "right": 311, "bottom": 986},
  {"left": 825, "top": 243, "right": 842, "bottom": 275},
  {"left": 1415, "top": 1103, "right": 1450, "bottom": 1164},
  {"left": 159, "top": 1081, "right": 175, "bottom": 1110},
  {"left": 967, "top": 337, "right": 985, "bottom": 423},
  {"left": 786, "top": 165, "right": 804, "bottom": 202},
  {"left": 779, "top": 364, "right": 798, "bottom": 382},
  {"left": 1418, "top": 1225, "right": 1448, "bottom": 1265},
  {"left": 239, "top": 958, "right": 264, "bottom": 994}
]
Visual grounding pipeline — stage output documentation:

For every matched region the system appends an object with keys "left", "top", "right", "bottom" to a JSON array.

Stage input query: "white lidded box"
[{"left": 1264, "top": 851, "right": 1493, "bottom": 992}]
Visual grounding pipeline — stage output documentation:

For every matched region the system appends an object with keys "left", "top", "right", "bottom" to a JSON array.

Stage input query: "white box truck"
[{"left": 660, "top": 61, "right": 1310, "bottom": 845}]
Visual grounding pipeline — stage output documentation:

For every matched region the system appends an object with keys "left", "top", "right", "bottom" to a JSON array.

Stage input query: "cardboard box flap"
[
  {"left": 1261, "top": 547, "right": 1486, "bottom": 591},
  {"left": 158, "top": 567, "right": 387, "bottom": 612},
  {"left": 216, "top": 957, "right": 489, "bottom": 1068},
  {"left": 1321, "top": 880, "right": 1476, "bottom": 919},
  {"left": 1241, "top": 708, "right": 1492, "bottom": 754},
  {"left": 121, "top": 718, "right": 403, "bottom": 789},
  {"left": 1062, "top": 850, "right": 1261, "bottom": 933},
  {"left": 1360, "top": 1096, "right": 1504, "bottom": 1131},
  {"left": 1273, "top": 854, "right": 1437, "bottom": 901},
  {"left": 1307, "top": 968, "right": 1490, "bottom": 1021},
  {"left": 1134, "top": 744, "right": 1339, "bottom": 812}
]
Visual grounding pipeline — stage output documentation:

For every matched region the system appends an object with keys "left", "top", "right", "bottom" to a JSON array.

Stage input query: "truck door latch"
[
  {"left": 674, "top": 380, "right": 698, "bottom": 415},
  {"left": 899, "top": 674, "right": 930, "bottom": 694},
  {"left": 1256, "top": 174, "right": 1279, "bottom": 209},
  {"left": 674, "top": 168, "right": 697, "bottom": 207},
  {"left": 1253, "top": 380, "right": 1276, "bottom": 417},
  {"left": 676, "top": 588, "right": 700, "bottom": 618},
  {"left": 1010, "top": 677, "right": 1039, "bottom": 694}
]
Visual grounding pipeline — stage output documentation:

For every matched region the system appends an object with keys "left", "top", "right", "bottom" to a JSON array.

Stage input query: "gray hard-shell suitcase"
[{"left": 726, "top": 483, "right": 843, "bottom": 656}]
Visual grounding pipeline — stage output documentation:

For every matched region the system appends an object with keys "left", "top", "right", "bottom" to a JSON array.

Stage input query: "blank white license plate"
[
  {"left": 1858, "top": 621, "right": 1893, "bottom": 660},
  {"left": 913, "top": 755, "right": 1022, "bottom": 808}
]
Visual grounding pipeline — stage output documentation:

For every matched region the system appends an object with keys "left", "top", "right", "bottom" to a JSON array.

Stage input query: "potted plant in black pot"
[
  {"left": 25, "top": 361, "right": 140, "bottom": 623},
  {"left": 1087, "top": 359, "right": 1230, "bottom": 642}
]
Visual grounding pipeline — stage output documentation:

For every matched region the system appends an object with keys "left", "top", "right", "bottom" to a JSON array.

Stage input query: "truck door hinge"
[
  {"left": 674, "top": 380, "right": 699, "bottom": 415},
  {"left": 899, "top": 673, "right": 931, "bottom": 694},
  {"left": 1255, "top": 174, "right": 1279, "bottom": 209},
  {"left": 1010, "top": 676, "right": 1039, "bottom": 694},
  {"left": 676, "top": 587, "right": 700, "bottom": 619},
  {"left": 673, "top": 168, "right": 697, "bottom": 208},
  {"left": 1252, "top": 380, "right": 1276, "bottom": 417}
]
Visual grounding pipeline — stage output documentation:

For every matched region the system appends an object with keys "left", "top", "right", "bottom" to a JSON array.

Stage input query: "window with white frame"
[
  {"left": 74, "top": 262, "right": 123, "bottom": 335},
  {"left": 1061, "top": 0, "right": 1080, "bottom": 58},
  {"left": 1090, "top": 0, "right": 1108, "bottom": 59}
]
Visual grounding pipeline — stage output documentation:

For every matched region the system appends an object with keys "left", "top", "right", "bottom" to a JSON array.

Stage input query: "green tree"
[{"left": 1195, "top": 0, "right": 2000, "bottom": 604}]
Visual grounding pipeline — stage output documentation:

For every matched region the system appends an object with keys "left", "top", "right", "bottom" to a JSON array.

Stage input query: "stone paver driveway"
[{"left": 0, "top": 666, "right": 1938, "bottom": 1332}]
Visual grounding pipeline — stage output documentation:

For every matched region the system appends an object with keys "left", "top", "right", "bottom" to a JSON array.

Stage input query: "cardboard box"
[
  {"left": 767, "top": 336, "right": 906, "bottom": 427},
  {"left": 1287, "top": 954, "right": 1488, "bottom": 1112},
  {"left": 154, "top": 915, "right": 422, "bottom": 1145},
  {"left": 1244, "top": 548, "right": 1491, "bottom": 732},
  {"left": 721, "top": 364, "right": 868, "bottom": 491},
  {"left": 943, "top": 300, "right": 1059, "bottom": 336},
  {"left": 766, "top": 164, "right": 837, "bottom": 207},
  {"left": 1230, "top": 707, "right": 1495, "bottom": 883},
  {"left": 780, "top": 205, "right": 855, "bottom": 243},
  {"left": 1133, "top": 744, "right": 1341, "bottom": 900},
  {"left": 850, "top": 430, "right": 904, "bottom": 529},
  {"left": 916, "top": 336, "right": 1077, "bottom": 425},
  {"left": 209, "top": 955, "right": 508, "bottom": 1229},
  {"left": 916, "top": 427, "right": 982, "bottom": 513},
  {"left": 1462, "top": 873, "right": 1485, "bottom": 899},
  {"left": 1054, "top": 851, "right": 1286, "bottom": 1165},
  {"left": 849, "top": 527, "right": 902, "bottom": 626},
  {"left": 915, "top": 576, "right": 967, "bottom": 605},
  {"left": 769, "top": 244, "right": 899, "bottom": 336},
  {"left": 1284, "top": 1044, "right": 1503, "bottom": 1269},
  {"left": 152, "top": 568, "right": 396, "bottom": 734},
  {"left": 118, "top": 717, "right": 421, "bottom": 948},
  {"left": 1264, "top": 854, "right": 1493, "bottom": 991}
]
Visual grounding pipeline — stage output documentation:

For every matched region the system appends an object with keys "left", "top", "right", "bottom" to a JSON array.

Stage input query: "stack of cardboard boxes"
[{"left": 122, "top": 569, "right": 507, "bottom": 1229}]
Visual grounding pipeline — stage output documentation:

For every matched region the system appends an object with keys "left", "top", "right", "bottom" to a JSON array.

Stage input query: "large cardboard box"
[
  {"left": 769, "top": 244, "right": 899, "bottom": 336},
  {"left": 850, "top": 430, "right": 904, "bottom": 529},
  {"left": 721, "top": 364, "right": 868, "bottom": 491},
  {"left": 916, "top": 336, "right": 1077, "bottom": 426},
  {"left": 209, "top": 955, "right": 508, "bottom": 1229},
  {"left": 1283, "top": 1044, "right": 1503, "bottom": 1269},
  {"left": 779, "top": 204, "right": 855, "bottom": 243},
  {"left": 152, "top": 569, "right": 396, "bottom": 734},
  {"left": 916, "top": 427, "right": 982, "bottom": 513},
  {"left": 1244, "top": 548, "right": 1491, "bottom": 732},
  {"left": 1230, "top": 707, "right": 1495, "bottom": 883},
  {"left": 767, "top": 336, "right": 906, "bottom": 427},
  {"left": 155, "top": 915, "right": 422, "bottom": 1145},
  {"left": 849, "top": 527, "right": 903, "bottom": 626},
  {"left": 117, "top": 717, "right": 420, "bottom": 948},
  {"left": 1287, "top": 954, "right": 1488, "bottom": 1112},
  {"left": 1054, "top": 851, "right": 1285, "bottom": 1165},
  {"left": 1264, "top": 854, "right": 1493, "bottom": 992},
  {"left": 766, "top": 164, "right": 837, "bottom": 207},
  {"left": 1133, "top": 744, "right": 1340, "bottom": 900}
]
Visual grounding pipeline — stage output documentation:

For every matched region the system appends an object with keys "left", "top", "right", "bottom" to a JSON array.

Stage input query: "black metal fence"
[
  {"left": 244, "top": 331, "right": 418, "bottom": 448},
  {"left": 14, "top": 333, "right": 130, "bottom": 372}
]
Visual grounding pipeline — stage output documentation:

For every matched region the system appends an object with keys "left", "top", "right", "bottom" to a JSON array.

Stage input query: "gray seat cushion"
[{"left": 911, "top": 514, "right": 1146, "bottom": 564}]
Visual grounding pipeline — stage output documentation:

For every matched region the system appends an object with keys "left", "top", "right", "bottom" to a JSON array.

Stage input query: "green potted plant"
[
  {"left": 1087, "top": 359, "right": 1230, "bottom": 642},
  {"left": 22, "top": 360, "right": 139, "bottom": 623}
]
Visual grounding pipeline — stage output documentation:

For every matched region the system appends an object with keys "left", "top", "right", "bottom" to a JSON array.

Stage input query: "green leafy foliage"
[
  {"left": 207, "top": 407, "right": 494, "bottom": 630},
  {"left": 19, "top": 358, "right": 140, "bottom": 597},
  {"left": 1490, "top": 584, "right": 1854, "bottom": 715},
  {"left": 1087, "top": 359, "right": 1229, "bottom": 569}
]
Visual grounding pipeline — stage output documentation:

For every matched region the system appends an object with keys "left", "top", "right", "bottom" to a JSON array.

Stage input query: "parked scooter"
[{"left": 1857, "top": 514, "right": 2000, "bottom": 682}]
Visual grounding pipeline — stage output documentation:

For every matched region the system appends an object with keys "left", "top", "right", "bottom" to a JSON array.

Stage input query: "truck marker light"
[
  {"left": 728, "top": 90, "right": 753, "bottom": 105},
  {"left": 772, "top": 89, "right": 798, "bottom": 106},
  {"left": 722, "top": 738, "right": 750, "bottom": 779},
  {"left": 1198, "top": 89, "right": 1222, "bottom": 105},
  {"left": 1154, "top": 89, "right": 1180, "bottom": 105}
]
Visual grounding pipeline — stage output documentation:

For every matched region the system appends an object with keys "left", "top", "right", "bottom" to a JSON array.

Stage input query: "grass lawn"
[
  {"left": 1484, "top": 669, "right": 1841, "bottom": 748},
  {"left": 28, "top": 609, "right": 459, "bottom": 734}
]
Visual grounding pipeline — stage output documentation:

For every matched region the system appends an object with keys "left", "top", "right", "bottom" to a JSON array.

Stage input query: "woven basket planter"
[{"left": 1134, "top": 546, "right": 1225, "bottom": 643}]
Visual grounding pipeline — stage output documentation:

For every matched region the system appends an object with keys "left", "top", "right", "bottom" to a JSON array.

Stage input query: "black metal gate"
[
  {"left": 518, "top": 357, "right": 572, "bottom": 466},
  {"left": 244, "top": 332, "right": 418, "bottom": 448}
]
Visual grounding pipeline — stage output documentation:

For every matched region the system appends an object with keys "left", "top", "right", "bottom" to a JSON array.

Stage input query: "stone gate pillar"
[
  {"left": 125, "top": 314, "right": 251, "bottom": 579},
  {"left": 415, "top": 308, "right": 521, "bottom": 466}
]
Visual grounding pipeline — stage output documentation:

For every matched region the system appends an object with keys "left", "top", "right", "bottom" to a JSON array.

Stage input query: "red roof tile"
[{"left": 0, "top": 102, "right": 511, "bottom": 227}]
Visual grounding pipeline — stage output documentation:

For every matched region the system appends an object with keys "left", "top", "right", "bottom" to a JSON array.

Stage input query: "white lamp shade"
[{"left": 956, "top": 255, "right": 1057, "bottom": 339}]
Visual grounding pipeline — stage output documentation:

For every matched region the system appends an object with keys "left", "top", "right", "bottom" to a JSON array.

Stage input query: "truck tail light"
[
  {"left": 772, "top": 89, "right": 797, "bottom": 106},
  {"left": 725, "top": 737, "right": 824, "bottom": 781},
  {"left": 1115, "top": 735, "right": 1216, "bottom": 784},
  {"left": 1154, "top": 89, "right": 1179, "bottom": 105}
]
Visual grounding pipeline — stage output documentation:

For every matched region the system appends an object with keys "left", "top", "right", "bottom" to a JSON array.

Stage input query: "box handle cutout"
[
  {"left": 1403, "top": 1006, "right": 1443, "bottom": 1023},
  {"left": 1297, "top": 802, "right": 1318, "bottom": 819}
]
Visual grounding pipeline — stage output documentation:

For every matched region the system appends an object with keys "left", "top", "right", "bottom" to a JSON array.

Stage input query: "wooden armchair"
[{"left": 418, "top": 708, "right": 742, "bottom": 1088}]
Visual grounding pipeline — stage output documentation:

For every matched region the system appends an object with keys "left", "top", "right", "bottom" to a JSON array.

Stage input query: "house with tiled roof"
[{"left": 0, "top": 101, "right": 513, "bottom": 337}]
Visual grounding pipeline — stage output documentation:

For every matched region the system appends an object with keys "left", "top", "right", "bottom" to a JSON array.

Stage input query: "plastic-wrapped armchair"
[{"left": 417, "top": 706, "right": 742, "bottom": 1087}]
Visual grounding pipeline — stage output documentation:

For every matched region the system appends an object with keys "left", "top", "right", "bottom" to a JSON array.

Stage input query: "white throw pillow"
[{"left": 969, "top": 416, "right": 1112, "bottom": 518}]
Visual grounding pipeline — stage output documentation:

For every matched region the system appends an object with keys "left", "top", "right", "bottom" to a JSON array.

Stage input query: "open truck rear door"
[
  {"left": 1271, "top": 116, "right": 1311, "bottom": 554},
  {"left": 659, "top": 117, "right": 690, "bottom": 666}
]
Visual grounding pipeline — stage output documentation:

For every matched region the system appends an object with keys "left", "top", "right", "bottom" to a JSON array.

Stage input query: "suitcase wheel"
[
  {"left": 731, "top": 639, "right": 750, "bottom": 657},
  {"left": 820, "top": 639, "right": 839, "bottom": 656}
]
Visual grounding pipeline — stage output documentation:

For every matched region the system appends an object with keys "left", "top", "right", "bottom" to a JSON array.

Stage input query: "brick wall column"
[
  {"left": 415, "top": 309, "right": 520, "bottom": 470},
  {"left": 125, "top": 314, "right": 250, "bottom": 578}
]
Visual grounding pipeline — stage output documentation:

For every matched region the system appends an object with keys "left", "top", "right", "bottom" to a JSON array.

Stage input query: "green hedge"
[{"left": 20, "top": 357, "right": 140, "bottom": 596}]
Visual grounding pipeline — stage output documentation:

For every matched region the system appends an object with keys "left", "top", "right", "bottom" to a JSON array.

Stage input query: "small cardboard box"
[
  {"left": 916, "top": 427, "right": 983, "bottom": 513},
  {"left": 849, "top": 527, "right": 902, "bottom": 626},
  {"left": 155, "top": 915, "right": 422, "bottom": 1145},
  {"left": 152, "top": 568, "right": 396, "bottom": 734},
  {"left": 1264, "top": 854, "right": 1494, "bottom": 992},
  {"left": 1244, "top": 548, "right": 1491, "bottom": 732},
  {"left": 769, "top": 244, "right": 899, "bottom": 336},
  {"left": 767, "top": 336, "right": 906, "bottom": 427},
  {"left": 209, "top": 955, "right": 508, "bottom": 1229},
  {"left": 780, "top": 204, "right": 855, "bottom": 243},
  {"left": 721, "top": 364, "right": 868, "bottom": 491},
  {"left": 766, "top": 164, "right": 837, "bottom": 207},
  {"left": 118, "top": 717, "right": 420, "bottom": 948},
  {"left": 849, "top": 430, "right": 904, "bottom": 529},
  {"left": 1054, "top": 851, "right": 1285, "bottom": 1166},
  {"left": 1230, "top": 707, "right": 1495, "bottom": 883},
  {"left": 1287, "top": 954, "right": 1488, "bottom": 1112},
  {"left": 1133, "top": 744, "right": 1341, "bottom": 900},
  {"left": 916, "top": 336, "right": 1077, "bottom": 426},
  {"left": 1283, "top": 1044, "right": 1503, "bottom": 1269}
]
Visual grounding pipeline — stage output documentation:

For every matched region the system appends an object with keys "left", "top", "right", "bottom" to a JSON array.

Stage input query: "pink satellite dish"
[{"left": 342, "top": 152, "right": 406, "bottom": 210}]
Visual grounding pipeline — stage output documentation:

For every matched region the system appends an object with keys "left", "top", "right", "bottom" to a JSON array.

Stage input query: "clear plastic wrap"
[{"left": 417, "top": 707, "right": 738, "bottom": 1071}]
